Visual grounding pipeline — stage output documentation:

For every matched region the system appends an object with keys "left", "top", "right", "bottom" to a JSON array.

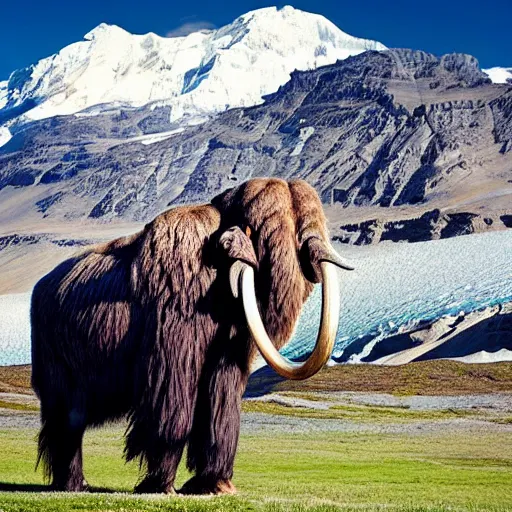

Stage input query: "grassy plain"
[
  {"left": 1, "top": 363, "right": 511, "bottom": 511},
  {"left": 0, "top": 415, "right": 511, "bottom": 511}
]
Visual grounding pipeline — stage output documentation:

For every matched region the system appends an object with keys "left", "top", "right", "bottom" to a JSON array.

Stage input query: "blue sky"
[{"left": 1, "top": 0, "right": 511, "bottom": 79}]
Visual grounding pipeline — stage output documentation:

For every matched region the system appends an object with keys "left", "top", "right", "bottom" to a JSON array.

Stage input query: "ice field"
[
  {"left": 0, "top": 292, "right": 31, "bottom": 366},
  {"left": 286, "top": 229, "right": 512, "bottom": 363},
  {"left": 1, "top": 229, "right": 511, "bottom": 367}
]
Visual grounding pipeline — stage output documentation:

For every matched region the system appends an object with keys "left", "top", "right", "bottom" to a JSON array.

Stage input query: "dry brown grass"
[
  {"left": 2, "top": 361, "right": 512, "bottom": 398},
  {"left": 0, "top": 365, "right": 32, "bottom": 394},
  {"left": 257, "top": 360, "right": 512, "bottom": 396}
]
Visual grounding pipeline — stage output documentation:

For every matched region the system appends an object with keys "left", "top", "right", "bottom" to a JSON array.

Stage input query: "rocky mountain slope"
[
  {"left": 335, "top": 209, "right": 512, "bottom": 245},
  {"left": 0, "top": 48, "right": 511, "bottom": 245}
]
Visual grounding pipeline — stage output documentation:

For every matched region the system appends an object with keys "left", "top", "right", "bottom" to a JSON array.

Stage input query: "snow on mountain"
[
  {"left": 0, "top": 127, "right": 11, "bottom": 147},
  {"left": 483, "top": 66, "right": 512, "bottom": 84},
  {"left": 0, "top": 6, "right": 386, "bottom": 125},
  {"left": 0, "top": 80, "right": 8, "bottom": 110},
  {"left": 449, "top": 349, "right": 512, "bottom": 364}
]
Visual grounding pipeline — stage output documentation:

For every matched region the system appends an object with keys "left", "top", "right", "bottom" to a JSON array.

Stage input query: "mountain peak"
[
  {"left": 0, "top": 7, "right": 386, "bottom": 127},
  {"left": 84, "top": 23, "right": 128, "bottom": 41},
  {"left": 240, "top": 6, "right": 385, "bottom": 49}
]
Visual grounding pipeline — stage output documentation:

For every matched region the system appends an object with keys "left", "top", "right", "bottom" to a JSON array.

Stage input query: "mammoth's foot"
[
  {"left": 51, "top": 477, "right": 89, "bottom": 492},
  {"left": 178, "top": 475, "right": 237, "bottom": 495},
  {"left": 134, "top": 475, "right": 176, "bottom": 494}
]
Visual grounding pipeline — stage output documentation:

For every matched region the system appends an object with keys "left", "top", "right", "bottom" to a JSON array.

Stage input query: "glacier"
[
  {"left": 283, "top": 230, "right": 512, "bottom": 364},
  {"left": 1, "top": 229, "right": 511, "bottom": 367},
  {"left": 0, "top": 292, "right": 31, "bottom": 366},
  {"left": 0, "top": 6, "right": 386, "bottom": 127}
]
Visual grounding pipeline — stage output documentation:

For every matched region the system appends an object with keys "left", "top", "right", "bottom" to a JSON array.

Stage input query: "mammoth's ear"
[{"left": 218, "top": 226, "right": 258, "bottom": 269}]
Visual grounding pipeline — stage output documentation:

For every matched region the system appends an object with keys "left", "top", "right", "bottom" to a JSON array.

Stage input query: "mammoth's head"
[{"left": 212, "top": 178, "right": 353, "bottom": 380}]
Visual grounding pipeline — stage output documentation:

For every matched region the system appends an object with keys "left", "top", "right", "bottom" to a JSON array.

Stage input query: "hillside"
[{"left": 0, "top": 48, "right": 510, "bottom": 246}]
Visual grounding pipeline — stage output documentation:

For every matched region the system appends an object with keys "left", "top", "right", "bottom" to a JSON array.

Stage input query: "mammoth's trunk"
[{"left": 229, "top": 260, "right": 340, "bottom": 380}]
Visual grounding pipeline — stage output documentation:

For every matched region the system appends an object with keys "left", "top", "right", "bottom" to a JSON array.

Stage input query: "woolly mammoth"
[{"left": 31, "top": 178, "right": 353, "bottom": 494}]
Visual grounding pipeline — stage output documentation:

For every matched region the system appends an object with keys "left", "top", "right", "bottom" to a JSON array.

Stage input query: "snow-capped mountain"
[
  {"left": 0, "top": 6, "right": 386, "bottom": 126},
  {"left": 483, "top": 67, "right": 512, "bottom": 84}
]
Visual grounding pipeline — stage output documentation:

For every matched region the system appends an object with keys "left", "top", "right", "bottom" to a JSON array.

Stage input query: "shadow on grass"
[
  {"left": 0, "top": 482, "right": 121, "bottom": 493},
  {"left": 0, "top": 483, "right": 49, "bottom": 492}
]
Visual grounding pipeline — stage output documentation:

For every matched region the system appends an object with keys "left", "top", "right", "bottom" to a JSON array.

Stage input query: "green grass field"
[
  {"left": 1, "top": 423, "right": 511, "bottom": 512},
  {"left": 1, "top": 363, "right": 512, "bottom": 511}
]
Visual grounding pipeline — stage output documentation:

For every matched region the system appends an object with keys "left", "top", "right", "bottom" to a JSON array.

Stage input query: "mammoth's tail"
[{"left": 35, "top": 418, "right": 55, "bottom": 482}]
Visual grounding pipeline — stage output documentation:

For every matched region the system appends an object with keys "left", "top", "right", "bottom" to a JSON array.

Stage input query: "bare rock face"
[
  {"left": 334, "top": 210, "right": 512, "bottom": 245},
  {"left": 0, "top": 49, "right": 511, "bottom": 238}
]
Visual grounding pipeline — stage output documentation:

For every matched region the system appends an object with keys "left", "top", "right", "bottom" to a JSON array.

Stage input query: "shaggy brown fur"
[{"left": 31, "top": 178, "right": 333, "bottom": 494}]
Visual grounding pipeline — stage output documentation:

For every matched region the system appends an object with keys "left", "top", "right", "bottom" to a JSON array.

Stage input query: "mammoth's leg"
[
  {"left": 38, "top": 401, "right": 88, "bottom": 492},
  {"left": 127, "top": 321, "right": 204, "bottom": 494},
  {"left": 183, "top": 343, "right": 249, "bottom": 495},
  {"left": 132, "top": 441, "right": 186, "bottom": 494},
  {"left": 128, "top": 381, "right": 198, "bottom": 494}
]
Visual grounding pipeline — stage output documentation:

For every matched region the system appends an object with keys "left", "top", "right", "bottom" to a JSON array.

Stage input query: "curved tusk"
[{"left": 233, "top": 261, "right": 340, "bottom": 380}]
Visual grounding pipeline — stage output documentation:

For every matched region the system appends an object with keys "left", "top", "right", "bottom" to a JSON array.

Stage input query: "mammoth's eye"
[{"left": 245, "top": 225, "right": 252, "bottom": 238}]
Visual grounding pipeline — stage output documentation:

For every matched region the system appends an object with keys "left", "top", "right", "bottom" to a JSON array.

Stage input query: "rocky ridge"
[
  {"left": 335, "top": 209, "right": 512, "bottom": 245},
  {"left": 0, "top": 48, "right": 511, "bottom": 245}
]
